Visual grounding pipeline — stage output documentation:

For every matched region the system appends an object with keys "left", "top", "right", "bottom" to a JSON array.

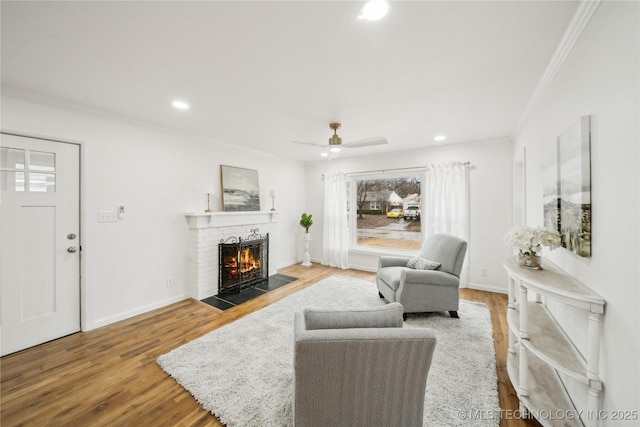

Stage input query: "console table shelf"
[
  {"left": 503, "top": 257, "right": 605, "bottom": 427},
  {"left": 507, "top": 302, "right": 589, "bottom": 383},
  {"left": 507, "top": 347, "right": 582, "bottom": 427}
]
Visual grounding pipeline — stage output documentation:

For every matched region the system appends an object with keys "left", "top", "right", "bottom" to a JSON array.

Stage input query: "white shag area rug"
[{"left": 158, "top": 274, "right": 499, "bottom": 427}]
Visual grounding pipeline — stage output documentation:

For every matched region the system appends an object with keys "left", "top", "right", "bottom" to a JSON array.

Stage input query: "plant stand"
[{"left": 301, "top": 233, "right": 312, "bottom": 266}]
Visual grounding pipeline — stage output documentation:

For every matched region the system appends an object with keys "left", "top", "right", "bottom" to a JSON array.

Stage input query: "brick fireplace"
[{"left": 184, "top": 212, "right": 278, "bottom": 299}]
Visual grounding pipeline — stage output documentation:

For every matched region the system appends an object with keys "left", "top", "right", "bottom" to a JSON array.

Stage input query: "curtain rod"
[{"left": 345, "top": 161, "right": 471, "bottom": 177}]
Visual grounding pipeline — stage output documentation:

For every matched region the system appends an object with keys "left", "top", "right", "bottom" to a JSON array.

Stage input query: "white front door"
[{"left": 0, "top": 133, "right": 80, "bottom": 356}]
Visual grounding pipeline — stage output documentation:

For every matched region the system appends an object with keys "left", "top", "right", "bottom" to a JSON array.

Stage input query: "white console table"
[{"left": 503, "top": 257, "right": 605, "bottom": 427}]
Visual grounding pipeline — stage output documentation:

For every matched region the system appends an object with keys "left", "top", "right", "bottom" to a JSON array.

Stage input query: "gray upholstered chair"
[
  {"left": 376, "top": 233, "right": 467, "bottom": 318},
  {"left": 293, "top": 303, "right": 437, "bottom": 427}
]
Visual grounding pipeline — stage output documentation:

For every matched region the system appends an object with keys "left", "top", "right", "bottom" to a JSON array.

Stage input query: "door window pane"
[
  {"left": 1, "top": 147, "right": 26, "bottom": 170},
  {"left": 30, "top": 151, "right": 55, "bottom": 172},
  {"left": 1, "top": 148, "right": 26, "bottom": 192},
  {"left": 29, "top": 173, "right": 56, "bottom": 192},
  {"left": 1, "top": 171, "right": 25, "bottom": 191}
]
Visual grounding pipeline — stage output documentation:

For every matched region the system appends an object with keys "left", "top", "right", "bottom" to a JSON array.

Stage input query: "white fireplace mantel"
[
  {"left": 184, "top": 211, "right": 279, "bottom": 229},
  {"left": 184, "top": 210, "right": 279, "bottom": 299}
]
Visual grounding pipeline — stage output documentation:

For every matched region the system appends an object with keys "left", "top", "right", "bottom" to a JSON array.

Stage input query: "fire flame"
[{"left": 224, "top": 248, "right": 261, "bottom": 275}]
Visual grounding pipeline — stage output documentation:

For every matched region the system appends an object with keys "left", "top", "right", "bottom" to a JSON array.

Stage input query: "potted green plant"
[
  {"left": 299, "top": 213, "right": 313, "bottom": 266},
  {"left": 299, "top": 213, "right": 313, "bottom": 233}
]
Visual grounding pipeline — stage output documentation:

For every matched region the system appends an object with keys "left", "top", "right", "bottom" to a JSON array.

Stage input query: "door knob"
[{"left": 67, "top": 247, "right": 77, "bottom": 253}]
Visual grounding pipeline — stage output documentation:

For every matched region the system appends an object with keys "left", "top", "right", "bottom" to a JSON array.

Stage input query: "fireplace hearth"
[{"left": 218, "top": 229, "right": 269, "bottom": 294}]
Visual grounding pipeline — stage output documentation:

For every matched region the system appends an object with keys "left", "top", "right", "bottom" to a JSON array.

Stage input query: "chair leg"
[{"left": 449, "top": 311, "right": 459, "bottom": 318}]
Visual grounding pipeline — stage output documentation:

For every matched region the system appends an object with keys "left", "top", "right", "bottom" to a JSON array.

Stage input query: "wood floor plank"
[{"left": 1, "top": 264, "right": 539, "bottom": 426}]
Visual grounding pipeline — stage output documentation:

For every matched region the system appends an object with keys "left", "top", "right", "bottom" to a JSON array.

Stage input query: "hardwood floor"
[{"left": 1, "top": 264, "right": 539, "bottom": 426}]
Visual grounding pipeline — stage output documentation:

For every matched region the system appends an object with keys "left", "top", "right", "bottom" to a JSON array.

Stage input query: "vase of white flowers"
[{"left": 503, "top": 226, "right": 562, "bottom": 269}]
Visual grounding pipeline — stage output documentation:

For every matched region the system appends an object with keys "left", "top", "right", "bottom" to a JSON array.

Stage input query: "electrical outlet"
[
  {"left": 481, "top": 268, "right": 488, "bottom": 277},
  {"left": 166, "top": 277, "right": 174, "bottom": 287}
]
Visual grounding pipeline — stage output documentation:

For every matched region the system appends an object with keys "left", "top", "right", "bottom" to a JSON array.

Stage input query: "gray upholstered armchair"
[
  {"left": 293, "top": 303, "right": 437, "bottom": 427},
  {"left": 376, "top": 233, "right": 467, "bottom": 318}
]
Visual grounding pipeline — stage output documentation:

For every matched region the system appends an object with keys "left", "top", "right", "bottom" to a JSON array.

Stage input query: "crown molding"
[
  {"left": 0, "top": 85, "right": 291, "bottom": 162},
  {"left": 511, "top": 0, "right": 602, "bottom": 140}
]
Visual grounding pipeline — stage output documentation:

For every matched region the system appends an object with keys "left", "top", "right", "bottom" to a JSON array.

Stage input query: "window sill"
[{"left": 349, "top": 246, "right": 418, "bottom": 258}]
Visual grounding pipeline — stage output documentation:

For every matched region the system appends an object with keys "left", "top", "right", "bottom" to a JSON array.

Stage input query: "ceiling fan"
[{"left": 291, "top": 123, "right": 387, "bottom": 157}]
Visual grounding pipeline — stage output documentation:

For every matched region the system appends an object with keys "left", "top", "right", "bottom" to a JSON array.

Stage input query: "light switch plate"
[{"left": 98, "top": 211, "right": 118, "bottom": 223}]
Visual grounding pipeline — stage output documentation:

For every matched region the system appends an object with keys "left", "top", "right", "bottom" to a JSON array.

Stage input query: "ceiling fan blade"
[
  {"left": 342, "top": 137, "right": 388, "bottom": 148},
  {"left": 290, "top": 140, "right": 325, "bottom": 148}
]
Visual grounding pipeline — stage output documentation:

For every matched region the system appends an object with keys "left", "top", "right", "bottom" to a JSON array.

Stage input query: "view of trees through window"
[{"left": 353, "top": 175, "right": 422, "bottom": 251}]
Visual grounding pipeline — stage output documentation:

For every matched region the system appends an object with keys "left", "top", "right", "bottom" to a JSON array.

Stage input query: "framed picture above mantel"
[{"left": 221, "top": 165, "right": 261, "bottom": 212}]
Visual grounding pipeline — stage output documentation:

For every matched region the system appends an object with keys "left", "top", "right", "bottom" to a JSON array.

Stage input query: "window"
[
  {"left": 0, "top": 147, "right": 56, "bottom": 192},
  {"left": 350, "top": 173, "right": 422, "bottom": 251}
]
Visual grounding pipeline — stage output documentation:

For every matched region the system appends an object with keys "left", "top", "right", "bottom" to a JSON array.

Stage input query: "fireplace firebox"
[{"left": 218, "top": 229, "right": 269, "bottom": 294}]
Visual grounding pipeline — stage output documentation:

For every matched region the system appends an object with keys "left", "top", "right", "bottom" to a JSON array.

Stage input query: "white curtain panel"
[
  {"left": 424, "top": 162, "right": 470, "bottom": 286},
  {"left": 322, "top": 172, "right": 349, "bottom": 269}
]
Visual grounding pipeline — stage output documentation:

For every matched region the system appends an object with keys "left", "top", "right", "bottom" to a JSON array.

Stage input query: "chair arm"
[
  {"left": 294, "top": 311, "right": 307, "bottom": 335},
  {"left": 379, "top": 256, "right": 411, "bottom": 268},
  {"left": 402, "top": 269, "right": 460, "bottom": 288}
]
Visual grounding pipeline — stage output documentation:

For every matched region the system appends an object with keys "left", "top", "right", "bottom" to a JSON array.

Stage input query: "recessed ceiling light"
[
  {"left": 172, "top": 100, "right": 190, "bottom": 110},
  {"left": 434, "top": 135, "right": 446, "bottom": 142},
  {"left": 358, "top": 0, "right": 388, "bottom": 21}
]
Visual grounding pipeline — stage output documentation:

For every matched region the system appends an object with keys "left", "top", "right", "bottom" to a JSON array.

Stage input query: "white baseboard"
[
  {"left": 466, "top": 282, "right": 508, "bottom": 294},
  {"left": 313, "top": 262, "right": 508, "bottom": 294},
  {"left": 347, "top": 262, "right": 377, "bottom": 273},
  {"left": 305, "top": 259, "right": 377, "bottom": 273},
  {"left": 277, "top": 259, "right": 303, "bottom": 271},
  {"left": 90, "top": 293, "right": 191, "bottom": 330}
]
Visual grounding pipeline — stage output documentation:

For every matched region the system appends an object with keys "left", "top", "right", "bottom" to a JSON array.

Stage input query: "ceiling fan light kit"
[
  {"left": 329, "top": 122, "right": 342, "bottom": 146},
  {"left": 291, "top": 122, "right": 387, "bottom": 159}
]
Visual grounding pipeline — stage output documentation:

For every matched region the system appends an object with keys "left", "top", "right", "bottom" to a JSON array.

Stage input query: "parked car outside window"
[
  {"left": 404, "top": 206, "right": 421, "bottom": 220},
  {"left": 386, "top": 208, "right": 404, "bottom": 219}
]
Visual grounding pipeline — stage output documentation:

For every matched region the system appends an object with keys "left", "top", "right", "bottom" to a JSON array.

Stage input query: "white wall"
[
  {"left": 304, "top": 137, "right": 513, "bottom": 293},
  {"left": 513, "top": 1, "right": 639, "bottom": 418},
  {"left": 1, "top": 95, "right": 306, "bottom": 330}
]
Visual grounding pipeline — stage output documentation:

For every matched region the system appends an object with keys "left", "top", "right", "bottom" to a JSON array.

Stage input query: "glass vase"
[{"left": 517, "top": 251, "right": 542, "bottom": 269}]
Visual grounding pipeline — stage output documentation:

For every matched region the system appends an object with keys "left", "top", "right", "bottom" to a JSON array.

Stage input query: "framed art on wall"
[
  {"left": 543, "top": 116, "right": 591, "bottom": 257},
  {"left": 220, "top": 165, "right": 261, "bottom": 212}
]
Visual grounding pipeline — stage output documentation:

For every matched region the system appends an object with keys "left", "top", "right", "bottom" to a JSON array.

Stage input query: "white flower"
[{"left": 504, "top": 226, "right": 562, "bottom": 255}]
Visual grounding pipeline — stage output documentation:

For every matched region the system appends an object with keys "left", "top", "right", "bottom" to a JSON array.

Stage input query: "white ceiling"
[{"left": 1, "top": 1, "right": 579, "bottom": 162}]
